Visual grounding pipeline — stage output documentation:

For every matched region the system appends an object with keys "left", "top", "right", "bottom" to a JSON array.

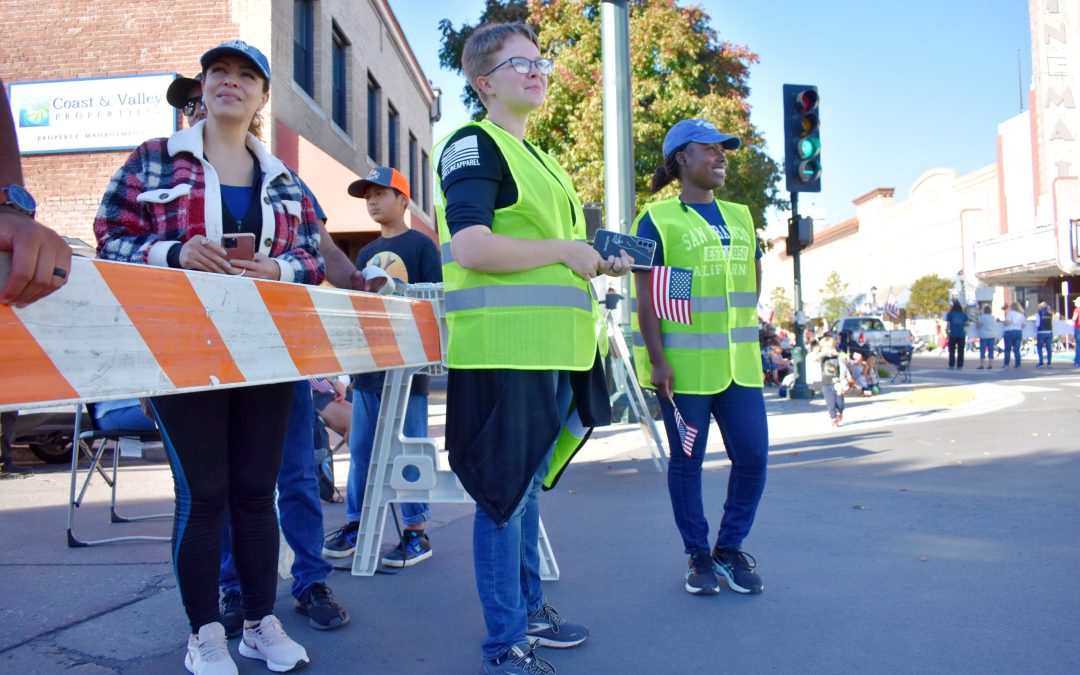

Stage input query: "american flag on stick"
[
  {"left": 651, "top": 266, "right": 693, "bottom": 325},
  {"left": 670, "top": 398, "right": 699, "bottom": 458}
]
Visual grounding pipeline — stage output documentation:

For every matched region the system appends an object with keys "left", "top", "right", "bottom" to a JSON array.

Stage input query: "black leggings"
[{"left": 150, "top": 382, "right": 292, "bottom": 633}]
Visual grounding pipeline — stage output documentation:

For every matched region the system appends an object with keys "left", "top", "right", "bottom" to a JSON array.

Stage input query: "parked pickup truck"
[{"left": 830, "top": 316, "right": 914, "bottom": 353}]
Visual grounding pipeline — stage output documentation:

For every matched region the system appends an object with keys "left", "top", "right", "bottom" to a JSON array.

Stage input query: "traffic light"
[{"left": 782, "top": 84, "right": 821, "bottom": 193}]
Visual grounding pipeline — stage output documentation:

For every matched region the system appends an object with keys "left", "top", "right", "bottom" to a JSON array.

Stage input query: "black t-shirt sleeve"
[{"left": 440, "top": 128, "right": 511, "bottom": 237}]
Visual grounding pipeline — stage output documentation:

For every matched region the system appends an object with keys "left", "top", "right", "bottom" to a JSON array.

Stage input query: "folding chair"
[
  {"left": 67, "top": 402, "right": 171, "bottom": 547},
  {"left": 882, "top": 349, "right": 912, "bottom": 384}
]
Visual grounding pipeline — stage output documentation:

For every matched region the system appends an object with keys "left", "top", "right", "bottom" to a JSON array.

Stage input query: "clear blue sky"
[{"left": 388, "top": 0, "right": 1032, "bottom": 224}]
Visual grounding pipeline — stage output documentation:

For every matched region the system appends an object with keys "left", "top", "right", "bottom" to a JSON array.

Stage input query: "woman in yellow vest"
[
  {"left": 631, "top": 119, "right": 768, "bottom": 597},
  {"left": 433, "top": 22, "right": 632, "bottom": 674}
]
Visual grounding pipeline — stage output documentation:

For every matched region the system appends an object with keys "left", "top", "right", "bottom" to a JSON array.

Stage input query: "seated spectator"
[
  {"left": 768, "top": 343, "right": 792, "bottom": 385},
  {"left": 861, "top": 355, "right": 881, "bottom": 396},
  {"left": 311, "top": 377, "right": 351, "bottom": 440},
  {"left": 93, "top": 398, "right": 156, "bottom": 432}
]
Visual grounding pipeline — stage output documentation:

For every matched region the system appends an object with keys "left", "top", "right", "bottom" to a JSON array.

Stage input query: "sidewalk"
[{"left": 2, "top": 356, "right": 1077, "bottom": 673}]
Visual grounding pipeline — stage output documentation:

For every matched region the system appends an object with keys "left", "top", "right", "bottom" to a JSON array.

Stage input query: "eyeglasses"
[
  {"left": 483, "top": 56, "right": 555, "bottom": 77},
  {"left": 182, "top": 97, "right": 204, "bottom": 117}
]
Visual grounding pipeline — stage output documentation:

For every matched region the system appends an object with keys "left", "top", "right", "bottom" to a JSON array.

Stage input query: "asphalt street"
[{"left": 1, "top": 354, "right": 1078, "bottom": 674}]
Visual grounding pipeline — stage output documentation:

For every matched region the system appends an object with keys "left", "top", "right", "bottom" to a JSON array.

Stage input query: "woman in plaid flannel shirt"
[{"left": 94, "top": 42, "right": 321, "bottom": 674}]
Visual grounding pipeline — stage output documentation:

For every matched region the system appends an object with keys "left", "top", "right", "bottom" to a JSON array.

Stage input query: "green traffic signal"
[
  {"left": 797, "top": 136, "right": 820, "bottom": 160},
  {"left": 783, "top": 83, "right": 821, "bottom": 193}
]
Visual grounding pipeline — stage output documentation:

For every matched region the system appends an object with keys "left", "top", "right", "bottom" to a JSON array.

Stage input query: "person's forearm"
[
  {"left": 451, "top": 225, "right": 566, "bottom": 274},
  {"left": 0, "top": 80, "right": 26, "bottom": 187},
  {"left": 634, "top": 272, "right": 667, "bottom": 366},
  {"left": 318, "top": 221, "right": 358, "bottom": 288}
]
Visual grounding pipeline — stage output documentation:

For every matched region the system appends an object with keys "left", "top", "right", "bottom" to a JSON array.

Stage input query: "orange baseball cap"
[{"left": 348, "top": 166, "right": 410, "bottom": 201}]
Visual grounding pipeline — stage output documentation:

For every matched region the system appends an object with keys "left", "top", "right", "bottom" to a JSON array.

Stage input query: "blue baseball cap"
[
  {"left": 662, "top": 119, "right": 740, "bottom": 158},
  {"left": 200, "top": 41, "right": 271, "bottom": 86}
]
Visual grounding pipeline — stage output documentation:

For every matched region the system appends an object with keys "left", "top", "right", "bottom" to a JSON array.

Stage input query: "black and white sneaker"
[
  {"left": 685, "top": 551, "right": 720, "bottom": 595},
  {"left": 526, "top": 604, "right": 588, "bottom": 648},
  {"left": 294, "top": 582, "right": 350, "bottom": 631},
  {"left": 481, "top": 642, "right": 556, "bottom": 674},
  {"left": 712, "top": 546, "right": 763, "bottom": 594},
  {"left": 322, "top": 521, "right": 359, "bottom": 558},
  {"left": 381, "top": 529, "right": 432, "bottom": 568}
]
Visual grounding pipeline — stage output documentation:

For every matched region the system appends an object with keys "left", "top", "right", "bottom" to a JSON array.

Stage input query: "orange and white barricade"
[{"left": 0, "top": 255, "right": 559, "bottom": 579}]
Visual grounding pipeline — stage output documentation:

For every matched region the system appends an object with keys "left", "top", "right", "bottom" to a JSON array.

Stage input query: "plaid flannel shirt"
[{"left": 94, "top": 122, "right": 324, "bottom": 285}]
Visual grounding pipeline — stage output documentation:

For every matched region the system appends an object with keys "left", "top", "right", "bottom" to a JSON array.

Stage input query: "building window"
[
  {"left": 293, "top": 0, "right": 315, "bottom": 96},
  {"left": 408, "top": 133, "right": 418, "bottom": 203},
  {"left": 421, "top": 149, "right": 430, "bottom": 212},
  {"left": 387, "top": 103, "right": 400, "bottom": 169},
  {"left": 367, "top": 74, "right": 380, "bottom": 162},
  {"left": 331, "top": 23, "right": 349, "bottom": 131}
]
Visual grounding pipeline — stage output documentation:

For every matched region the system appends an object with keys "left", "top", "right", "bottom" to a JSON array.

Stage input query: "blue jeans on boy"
[
  {"left": 474, "top": 371, "right": 571, "bottom": 661},
  {"left": 1003, "top": 330, "right": 1022, "bottom": 367},
  {"left": 1074, "top": 327, "right": 1080, "bottom": 366},
  {"left": 658, "top": 384, "right": 769, "bottom": 554},
  {"left": 1036, "top": 332, "right": 1053, "bottom": 366},
  {"left": 346, "top": 389, "right": 430, "bottom": 525},
  {"left": 221, "top": 381, "right": 331, "bottom": 599}
]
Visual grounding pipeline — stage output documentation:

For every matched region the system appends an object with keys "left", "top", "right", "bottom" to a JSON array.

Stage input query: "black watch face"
[{"left": 5, "top": 185, "right": 36, "bottom": 214}]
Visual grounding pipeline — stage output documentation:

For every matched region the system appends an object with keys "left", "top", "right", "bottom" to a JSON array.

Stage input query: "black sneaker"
[
  {"left": 481, "top": 642, "right": 556, "bottom": 674},
  {"left": 322, "top": 521, "right": 359, "bottom": 558},
  {"left": 294, "top": 581, "right": 350, "bottom": 631},
  {"left": 381, "top": 529, "right": 432, "bottom": 568},
  {"left": 219, "top": 589, "right": 243, "bottom": 638},
  {"left": 712, "top": 546, "right": 763, "bottom": 594},
  {"left": 526, "top": 604, "right": 588, "bottom": 648},
  {"left": 685, "top": 551, "right": 720, "bottom": 595}
]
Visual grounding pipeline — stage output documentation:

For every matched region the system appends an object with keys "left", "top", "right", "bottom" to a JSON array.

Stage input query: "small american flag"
[
  {"left": 651, "top": 266, "right": 693, "bottom": 325},
  {"left": 310, "top": 378, "right": 336, "bottom": 394},
  {"left": 672, "top": 402, "right": 699, "bottom": 458}
]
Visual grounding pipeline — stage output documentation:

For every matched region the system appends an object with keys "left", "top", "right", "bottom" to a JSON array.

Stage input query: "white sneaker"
[
  {"left": 185, "top": 622, "right": 238, "bottom": 675},
  {"left": 238, "top": 615, "right": 309, "bottom": 672}
]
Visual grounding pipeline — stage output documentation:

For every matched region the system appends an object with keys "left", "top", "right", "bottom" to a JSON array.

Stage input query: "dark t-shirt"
[
  {"left": 1037, "top": 307, "right": 1053, "bottom": 332},
  {"left": 946, "top": 310, "right": 969, "bottom": 338},
  {"left": 353, "top": 229, "right": 442, "bottom": 395}
]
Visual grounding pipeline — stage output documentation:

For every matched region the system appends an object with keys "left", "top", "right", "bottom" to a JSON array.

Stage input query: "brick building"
[{"left": 1, "top": 0, "right": 439, "bottom": 261}]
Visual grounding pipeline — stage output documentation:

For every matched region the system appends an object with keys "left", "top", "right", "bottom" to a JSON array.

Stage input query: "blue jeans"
[
  {"left": 658, "top": 384, "right": 769, "bottom": 554},
  {"left": 96, "top": 405, "right": 156, "bottom": 432},
  {"left": 1074, "top": 327, "right": 1080, "bottom": 366},
  {"left": 346, "top": 389, "right": 430, "bottom": 525},
  {"left": 1036, "top": 332, "right": 1053, "bottom": 365},
  {"left": 979, "top": 338, "right": 996, "bottom": 363},
  {"left": 221, "top": 381, "right": 331, "bottom": 599},
  {"left": 474, "top": 371, "right": 571, "bottom": 661},
  {"left": 1003, "top": 330, "right": 1022, "bottom": 367}
]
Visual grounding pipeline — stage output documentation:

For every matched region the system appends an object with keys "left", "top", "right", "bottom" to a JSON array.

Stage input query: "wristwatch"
[{"left": 0, "top": 185, "right": 37, "bottom": 217}]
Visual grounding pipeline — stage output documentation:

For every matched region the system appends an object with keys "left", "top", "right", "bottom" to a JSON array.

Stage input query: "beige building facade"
[{"left": 762, "top": 0, "right": 1080, "bottom": 321}]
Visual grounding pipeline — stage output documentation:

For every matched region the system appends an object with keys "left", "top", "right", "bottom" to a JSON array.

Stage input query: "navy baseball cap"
[
  {"left": 200, "top": 41, "right": 271, "bottom": 85},
  {"left": 166, "top": 73, "right": 203, "bottom": 109},
  {"left": 662, "top": 119, "right": 741, "bottom": 158},
  {"left": 348, "top": 167, "right": 411, "bottom": 201}
]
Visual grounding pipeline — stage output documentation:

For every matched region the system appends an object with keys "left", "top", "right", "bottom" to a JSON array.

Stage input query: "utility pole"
[{"left": 788, "top": 193, "right": 811, "bottom": 399}]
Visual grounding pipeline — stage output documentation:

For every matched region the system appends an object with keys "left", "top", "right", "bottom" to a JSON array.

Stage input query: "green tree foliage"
[
  {"left": 769, "top": 286, "right": 793, "bottom": 329},
  {"left": 819, "top": 270, "right": 849, "bottom": 323},
  {"left": 907, "top": 274, "right": 952, "bottom": 319},
  {"left": 437, "top": 0, "right": 783, "bottom": 232}
]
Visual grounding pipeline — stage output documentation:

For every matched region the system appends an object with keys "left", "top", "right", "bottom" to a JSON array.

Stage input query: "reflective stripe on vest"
[
  {"left": 440, "top": 242, "right": 454, "bottom": 265},
  {"left": 445, "top": 285, "right": 593, "bottom": 313},
  {"left": 629, "top": 197, "right": 763, "bottom": 394}
]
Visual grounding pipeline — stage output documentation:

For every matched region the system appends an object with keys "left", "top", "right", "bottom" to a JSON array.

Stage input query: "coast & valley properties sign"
[{"left": 6, "top": 73, "right": 177, "bottom": 154}]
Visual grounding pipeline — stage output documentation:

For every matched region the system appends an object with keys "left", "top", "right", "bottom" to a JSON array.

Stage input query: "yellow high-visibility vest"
[
  {"left": 432, "top": 120, "right": 605, "bottom": 370},
  {"left": 630, "top": 198, "right": 763, "bottom": 394}
]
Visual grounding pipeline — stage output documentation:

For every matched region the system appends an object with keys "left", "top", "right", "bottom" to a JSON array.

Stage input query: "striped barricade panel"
[{"left": 0, "top": 254, "right": 441, "bottom": 411}]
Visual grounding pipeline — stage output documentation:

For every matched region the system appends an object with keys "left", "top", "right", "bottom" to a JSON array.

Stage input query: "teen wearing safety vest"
[
  {"left": 432, "top": 22, "right": 632, "bottom": 675},
  {"left": 631, "top": 119, "right": 769, "bottom": 597}
]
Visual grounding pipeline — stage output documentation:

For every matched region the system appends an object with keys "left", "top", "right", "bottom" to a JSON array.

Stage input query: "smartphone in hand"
[
  {"left": 591, "top": 229, "right": 655, "bottom": 270},
  {"left": 222, "top": 233, "right": 256, "bottom": 261}
]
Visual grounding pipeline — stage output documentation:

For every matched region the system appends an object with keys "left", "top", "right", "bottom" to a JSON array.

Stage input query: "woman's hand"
[
  {"left": 228, "top": 253, "right": 281, "bottom": 280},
  {"left": 600, "top": 249, "right": 634, "bottom": 278},
  {"left": 178, "top": 237, "right": 232, "bottom": 274},
  {"left": 651, "top": 358, "right": 675, "bottom": 402},
  {"left": 561, "top": 240, "right": 604, "bottom": 280}
]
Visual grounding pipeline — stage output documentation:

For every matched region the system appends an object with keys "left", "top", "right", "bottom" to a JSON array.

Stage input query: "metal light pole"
[
  {"left": 601, "top": 0, "right": 635, "bottom": 326},
  {"left": 788, "top": 192, "right": 811, "bottom": 399}
]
